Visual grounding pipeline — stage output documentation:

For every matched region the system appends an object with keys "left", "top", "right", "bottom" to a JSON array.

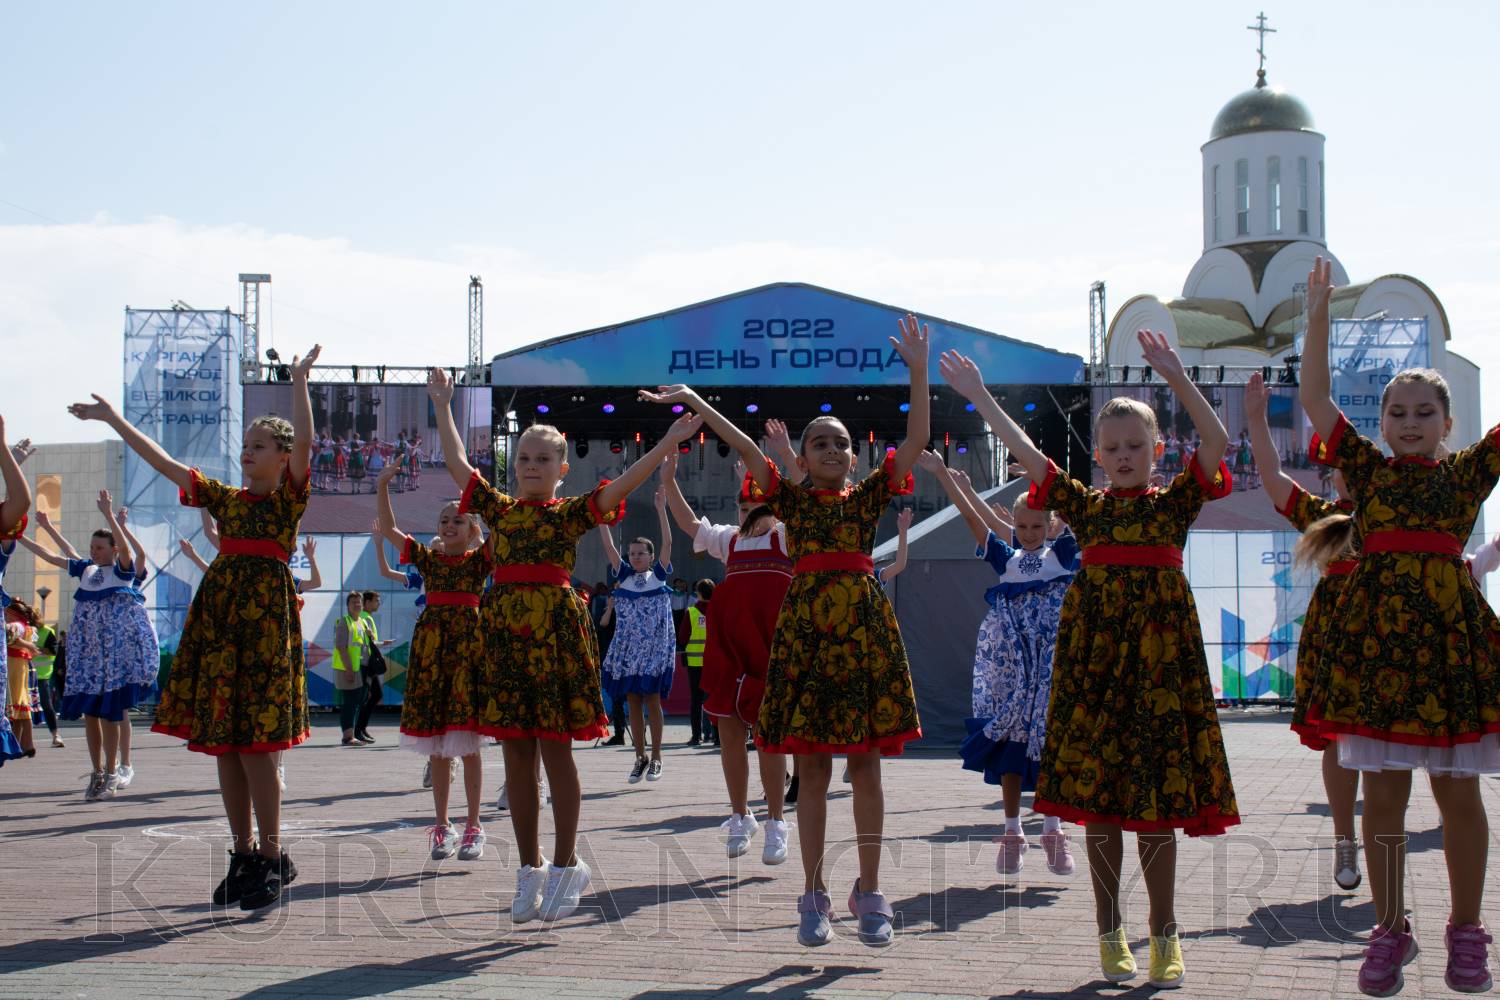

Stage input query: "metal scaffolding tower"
[
  {"left": 468, "top": 275, "right": 484, "bottom": 382},
  {"left": 238, "top": 273, "right": 271, "bottom": 377},
  {"left": 1087, "top": 280, "right": 1108, "bottom": 384}
]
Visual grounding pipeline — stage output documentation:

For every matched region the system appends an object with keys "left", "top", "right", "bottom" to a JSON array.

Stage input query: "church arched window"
[
  {"left": 1235, "top": 159, "right": 1250, "bottom": 236},
  {"left": 1297, "top": 157, "right": 1310, "bottom": 235},
  {"left": 1212, "top": 165, "right": 1221, "bottom": 242},
  {"left": 1267, "top": 156, "right": 1282, "bottom": 233}
]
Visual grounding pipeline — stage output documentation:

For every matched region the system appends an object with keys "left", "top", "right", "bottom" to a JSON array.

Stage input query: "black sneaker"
[
  {"left": 603, "top": 733, "right": 625, "bottom": 747},
  {"left": 213, "top": 850, "right": 256, "bottom": 906},
  {"left": 239, "top": 854, "right": 283, "bottom": 911},
  {"left": 355, "top": 732, "right": 376, "bottom": 744},
  {"left": 628, "top": 757, "right": 648, "bottom": 784},
  {"left": 785, "top": 774, "right": 799, "bottom": 805},
  {"left": 279, "top": 851, "right": 298, "bottom": 888}
]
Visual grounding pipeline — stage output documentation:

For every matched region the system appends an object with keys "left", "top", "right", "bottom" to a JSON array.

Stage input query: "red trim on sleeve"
[
  {"left": 587, "top": 479, "right": 626, "bottom": 525},
  {"left": 400, "top": 534, "right": 417, "bottom": 565},
  {"left": 761, "top": 459, "right": 784, "bottom": 500},
  {"left": 456, "top": 470, "right": 482, "bottom": 517},
  {"left": 1275, "top": 483, "right": 1306, "bottom": 520},
  {"left": 880, "top": 451, "right": 915, "bottom": 496},
  {"left": 285, "top": 466, "right": 312, "bottom": 498},
  {"left": 1026, "top": 461, "right": 1060, "bottom": 511},
  {"left": 0, "top": 513, "right": 27, "bottom": 543},
  {"left": 739, "top": 468, "right": 771, "bottom": 503},
  {"left": 1322, "top": 413, "right": 1350, "bottom": 457},
  {"left": 1188, "top": 451, "right": 1233, "bottom": 500},
  {"left": 178, "top": 468, "right": 206, "bottom": 508}
]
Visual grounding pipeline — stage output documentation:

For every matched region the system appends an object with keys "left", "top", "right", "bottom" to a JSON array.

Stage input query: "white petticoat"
[
  {"left": 398, "top": 730, "right": 484, "bottom": 759},
  {"left": 1336, "top": 732, "right": 1500, "bottom": 777}
]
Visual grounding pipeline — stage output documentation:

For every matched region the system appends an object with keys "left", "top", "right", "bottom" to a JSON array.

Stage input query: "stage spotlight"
[
  {"left": 1190, "top": 365, "right": 1201, "bottom": 382},
  {"left": 964, "top": 402, "right": 975, "bottom": 412},
  {"left": 536, "top": 404, "right": 550, "bottom": 414},
  {"left": 716, "top": 440, "right": 730, "bottom": 458},
  {"left": 1141, "top": 366, "right": 1152, "bottom": 383},
  {"left": 820, "top": 402, "right": 833, "bottom": 413},
  {"left": 1262, "top": 365, "right": 1274, "bottom": 381},
  {"left": 609, "top": 439, "right": 623, "bottom": 455},
  {"left": 575, "top": 439, "right": 589, "bottom": 458},
  {"left": 351, "top": 365, "right": 360, "bottom": 382},
  {"left": 671, "top": 404, "right": 684, "bottom": 414},
  {"left": 265, "top": 348, "right": 280, "bottom": 362},
  {"left": 678, "top": 440, "right": 691, "bottom": 454},
  {"left": 956, "top": 439, "right": 970, "bottom": 455},
  {"left": 899, "top": 403, "right": 910, "bottom": 413},
  {"left": 602, "top": 403, "right": 616, "bottom": 414},
  {"left": 745, "top": 403, "right": 759, "bottom": 414},
  {"left": 1121, "top": 366, "right": 1129, "bottom": 382},
  {"left": 1216, "top": 365, "right": 1226, "bottom": 383},
  {"left": 884, "top": 439, "right": 897, "bottom": 453},
  {"left": 1023, "top": 402, "right": 1037, "bottom": 413}
]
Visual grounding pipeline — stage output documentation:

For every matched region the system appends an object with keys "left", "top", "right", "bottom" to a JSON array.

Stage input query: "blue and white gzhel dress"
[
  {"left": 60, "top": 559, "right": 159, "bottom": 721},
  {"left": 960, "top": 530, "right": 1079, "bottom": 789},
  {"left": 601, "top": 559, "right": 677, "bottom": 699}
]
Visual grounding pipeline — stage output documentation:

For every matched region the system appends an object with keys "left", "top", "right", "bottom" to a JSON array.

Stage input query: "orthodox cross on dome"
[{"left": 1247, "top": 11, "right": 1277, "bottom": 84}]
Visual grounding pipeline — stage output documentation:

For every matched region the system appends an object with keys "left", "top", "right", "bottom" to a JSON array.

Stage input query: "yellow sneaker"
[
  {"left": 1148, "top": 933, "right": 1185, "bottom": 988},
  {"left": 1098, "top": 927, "right": 1137, "bottom": 982}
]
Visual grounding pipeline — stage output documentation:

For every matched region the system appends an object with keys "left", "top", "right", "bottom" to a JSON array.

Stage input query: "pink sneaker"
[
  {"left": 1358, "top": 920, "right": 1418, "bottom": 998},
  {"left": 995, "top": 831, "right": 1026, "bottom": 875},
  {"left": 1040, "top": 829, "right": 1075, "bottom": 876},
  {"left": 1446, "top": 921, "right": 1493, "bottom": 993}
]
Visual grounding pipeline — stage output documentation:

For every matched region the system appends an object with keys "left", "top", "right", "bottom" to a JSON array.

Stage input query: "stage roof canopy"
[{"left": 491, "top": 283, "right": 1085, "bottom": 387}]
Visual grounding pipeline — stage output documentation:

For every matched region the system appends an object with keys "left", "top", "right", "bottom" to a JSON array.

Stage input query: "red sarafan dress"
[
  {"left": 692, "top": 511, "right": 793, "bottom": 726},
  {"left": 458, "top": 471, "right": 624, "bottom": 742},
  {"left": 1301, "top": 413, "right": 1500, "bottom": 774}
]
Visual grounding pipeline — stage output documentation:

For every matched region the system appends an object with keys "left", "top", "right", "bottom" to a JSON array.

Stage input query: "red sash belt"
[
  {"left": 1362, "top": 531, "right": 1462, "bottom": 557},
  {"left": 1326, "top": 559, "right": 1358, "bottom": 576},
  {"left": 424, "top": 592, "right": 482, "bottom": 608},
  {"left": 491, "top": 563, "right": 572, "bottom": 587},
  {"left": 794, "top": 553, "right": 875, "bottom": 575},
  {"left": 218, "top": 537, "right": 291, "bottom": 562},
  {"left": 1080, "top": 544, "right": 1183, "bottom": 568}
]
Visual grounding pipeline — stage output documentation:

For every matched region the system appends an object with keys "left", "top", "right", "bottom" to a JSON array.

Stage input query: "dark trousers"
[
  {"left": 339, "top": 682, "right": 366, "bottom": 733},
  {"left": 686, "top": 667, "right": 709, "bottom": 741},
  {"left": 34, "top": 677, "right": 58, "bottom": 735},
  {"left": 356, "top": 673, "right": 383, "bottom": 734}
]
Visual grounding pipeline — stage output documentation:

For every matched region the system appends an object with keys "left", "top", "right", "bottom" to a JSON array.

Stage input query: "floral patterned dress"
[
  {"left": 152, "top": 469, "right": 309, "bottom": 755},
  {"left": 1302, "top": 414, "right": 1500, "bottom": 775},
  {"left": 755, "top": 453, "right": 922, "bottom": 756},
  {"left": 459, "top": 471, "right": 623, "bottom": 741},
  {"left": 1278, "top": 484, "right": 1359, "bottom": 751},
  {"left": 959, "top": 530, "right": 1079, "bottom": 790},
  {"left": 396, "top": 537, "right": 491, "bottom": 758},
  {"left": 0, "top": 520, "right": 25, "bottom": 765},
  {"left": 1030, "top": 454, "right": 1239, "bottom": 835}
]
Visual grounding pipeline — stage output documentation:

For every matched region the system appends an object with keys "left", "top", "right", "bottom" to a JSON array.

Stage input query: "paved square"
[{"left": 1, "top": 709, "right": 1495, "bottom": 998}]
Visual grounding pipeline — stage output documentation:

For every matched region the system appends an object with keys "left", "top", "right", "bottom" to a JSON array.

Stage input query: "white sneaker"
[
  {"left": 496, "top": 784, "right": 509, "bottom": 811},
  {"left": 512, "top": 859, "right": 550, "bottom": 923},
  {"left": 422, "top": 761, "right": 433, "bottom": 789},
  {"left": 84, "top": 771, "right": 105, "bottom": 801},
  {"left": 1334, "top": 838, "right": 1362, "bottom": 890},
  {"left": 762, "top": 819, "right": 790, "bottom": 866},
  {"left": 116, "top": 764, "right": 134, "bottom": 788},
  {"left": 101, "top": 772, "right": 121, "bottom": 799},
  {"left": 646, "top": 759, "right": 663, "bottom": 782},
  {"left": 429, "top": 824, "right": 458, "bottom": 860},
  {"left": 721, "top": 812, "right": 759, "bottom": 858},
  {"left": 539, "top": 858, "right": 592, "bottom": 921},
  {"left": 276, "top": 765, "right": 286, "bottom": 792},
  {"left": 458, "top": 825, "right": 487, "bottom": 861}
]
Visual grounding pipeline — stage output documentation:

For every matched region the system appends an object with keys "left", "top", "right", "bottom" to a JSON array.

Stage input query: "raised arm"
[
  {"left": 1139, "top": 329, "right": 1228, "bottom": 471},
  {"left": 762, "top": 420, "right": 800, "bottom": 482},
  {"left": 640, "top": 386, "right": 772, "bottom": 492},
  {"left": 68, "top": 395, "right": 194, "bottom": 493},
  {"left": 301, "top": 536, "right": 323, "bottom": 591},
  {"left": 1298, "top": 257, "right": 1341, "bottom": 440},
  {"left": 97, "top": 491, "right": 131, "bottom": 573},
  {"left": 371, "top": 522, "right": 408, "bottom": 583},
  {"left": 950, "top": 469, "right": 1016, "bottom": 541},
  {"left": 593, "top": 412, "right": 703, "bottom": 513},
  {"left": 654, "top": 479, "right": 673, "bottom": 568},
  {"left": 917, "top": 450, "right": 989, "bottom": 546},
  {"left": 1243, "top": 372, "right": 1295, "bottom": 512},
  {"left": 426, "top": 367, "right": 476, "bottom": 489},
  {"left": 287, "top": 345, "right": 322, "bottom": 488},
  {"left": 115, "top": 505, "right": 148, "bottom": 576},
  {"left": 0, "top": 417, "right": 31, "bottom": 536},
  {"left": 35, "top": 511, "right": 82, "bottom": 561},
  {"left": 178, "top": 538, "right": 211, "bottom": 574},
  {"left": 374, "top": 466, "right": 408, "bottom": 551},
  {"left": 889, "top": 314, "right": 932, "bottom": 482},
  {"left": 598, "top": 523, "right": 622, "bottom": 570},
  {"left": 939, "top": 351, "right": 1049, "bottom": 481},
  {"left": 660, "top": 453, "right": 701, "bottom": 535},
  {"left": 199, "top": 507, "right": 221, "bottom": 550},
  {"left": 17, "top": 534, "right": 70, "bottom": 569},
  {"left": 884, "top": 507, "right": 914, "bottom": 580}
]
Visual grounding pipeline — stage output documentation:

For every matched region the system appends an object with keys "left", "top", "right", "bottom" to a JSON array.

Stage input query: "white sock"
[
  {"left": 1004, "top": 816, "right": 1022, "bottom": 835},
  {"left": 1042, "top": 815, "right": 1061, "bottom": 834}
]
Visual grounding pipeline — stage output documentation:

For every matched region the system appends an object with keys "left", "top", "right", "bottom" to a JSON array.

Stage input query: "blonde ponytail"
[{"left": 1293, "top": 513, "right": 1357, "bottom": 573}]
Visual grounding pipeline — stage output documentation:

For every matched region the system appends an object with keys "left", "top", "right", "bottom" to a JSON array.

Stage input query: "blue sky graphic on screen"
[{"left": 490, "top": 283, "right": 1085, "bottom": 387}]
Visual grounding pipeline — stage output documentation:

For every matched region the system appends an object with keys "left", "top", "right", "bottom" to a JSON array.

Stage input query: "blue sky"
[{"left": 4, "top": 1, "right": 1499, "bottom": 447}]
